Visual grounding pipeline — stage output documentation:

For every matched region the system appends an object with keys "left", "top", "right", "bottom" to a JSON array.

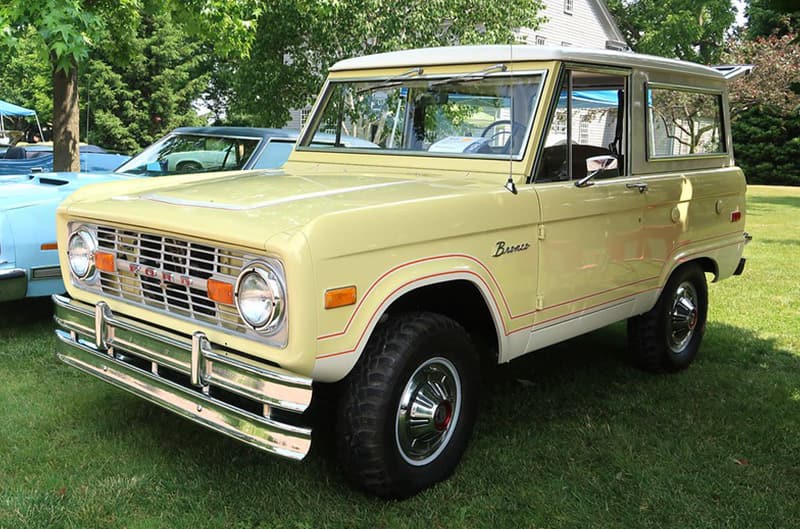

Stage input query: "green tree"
[
  {"left": 213, "top": 0, "right": 545, "bottom": 127},
  {"left": 746, "top": 0, "right": 800, "bottom": 39},
  {"left": 725, "top": 34, "right": 800, "bottom": 117},
  {"left": 724, "top": 33, "right": 799, "bottom": 186},
  {"left": 82, "top": 11, "right": 209, "bottom": 153},
  {"left": 0, "top": 27, "right": 52, "bottom": 136},
  {"left": 731, "top": 106, "right": 800, "bottom": 186},
  {"left": 606, "top": 0, "right": 735, "bottom": 63},
  {"left": 0, "top": 0, "right": 260, "bottom": 171}
]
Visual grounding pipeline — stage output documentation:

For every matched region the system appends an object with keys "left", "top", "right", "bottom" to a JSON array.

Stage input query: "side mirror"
[{"left": 575, "top": 155, "right": 619, "bottom": 188}]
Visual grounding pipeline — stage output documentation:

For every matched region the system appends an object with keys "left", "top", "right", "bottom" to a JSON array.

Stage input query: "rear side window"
[
  {"left": 252, "top": 140, "right": 294, "bottom": 169},
  {"left": 646, "top": 85, "right": 725, "bottom": 158}
]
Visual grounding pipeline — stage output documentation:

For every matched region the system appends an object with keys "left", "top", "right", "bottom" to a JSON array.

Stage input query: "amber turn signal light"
[
  {"left": 325, "top": 286, "right": 357, "bottom": 309},
  {"left": 40, "top": 242, "right": 58, "bottom": 251},
  {"left": 94, "top": 251, "right": 116, "bottom": 272},
  {"left": 208, "top": 278, "right": 235, "bottom": 305}
]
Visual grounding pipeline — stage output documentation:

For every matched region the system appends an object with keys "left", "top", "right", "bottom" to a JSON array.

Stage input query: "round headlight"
[
  {"left": 67, "top": 229, "right": 97, "bottom": 279},
  {"left": 235, "top": 263, "right": 286, "bottom": 333}
]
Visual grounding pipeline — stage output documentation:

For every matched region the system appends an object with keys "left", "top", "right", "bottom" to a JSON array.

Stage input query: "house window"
[
  {"left": 564, "top": 0, "right": 574, "bottom": 14},
  {"left": 536, "top": 35, "right": 546, "bottom": 46},
  {"left": 300, "top": 108, "right": 312, "bottom": 128},
  {"left": 552, "top": 113, "right": 567, "bottom": 134},
  {"left": 579, "top": 121, "right": 590, "bottom": 144}
]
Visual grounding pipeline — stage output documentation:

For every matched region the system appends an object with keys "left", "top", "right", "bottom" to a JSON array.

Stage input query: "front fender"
[{"left": 311, "top": 253, "right": 520, "bottom": 382}]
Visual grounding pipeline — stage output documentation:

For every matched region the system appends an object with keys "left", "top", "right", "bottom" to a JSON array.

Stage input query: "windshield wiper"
[
  {"left": 428, "top": 63, "right": 508, "bottom": 88},
  {"left": 356, "top": 67, "right": 425, "bottom": 94}
]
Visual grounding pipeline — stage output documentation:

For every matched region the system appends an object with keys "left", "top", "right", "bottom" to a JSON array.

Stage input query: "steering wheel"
[{"left": 480, "top": 120, "right": 526, "bottom": 154}]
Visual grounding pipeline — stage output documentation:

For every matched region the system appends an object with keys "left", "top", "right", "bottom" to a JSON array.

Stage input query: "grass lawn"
[{"left": 1, "top": 185, "right": 798, "bottom": 528}]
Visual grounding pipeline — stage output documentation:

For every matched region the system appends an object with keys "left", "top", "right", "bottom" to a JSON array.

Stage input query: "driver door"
[{"left": 529, "top": 67, "right": 648, "bottom": 342}]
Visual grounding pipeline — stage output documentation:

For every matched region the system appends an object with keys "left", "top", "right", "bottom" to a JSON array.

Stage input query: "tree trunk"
[{"left": 52, "top": 62, "right": 80, "bottom": 172}]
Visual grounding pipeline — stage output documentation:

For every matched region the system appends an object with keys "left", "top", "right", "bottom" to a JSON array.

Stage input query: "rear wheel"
[
  {"left": 628, "top": 263, "right": 708, "bottom": 372},
  {"left": 176, "top": 160, "right": 202, "bottom": 173},
  {"left": 336, "top": 312, "right": 479, "bottom": 498}
]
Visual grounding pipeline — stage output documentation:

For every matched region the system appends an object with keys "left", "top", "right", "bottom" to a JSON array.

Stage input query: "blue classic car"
[
  {"left": 0, "top": 144, "right": 131, "bottom": 175},
  {"left": 0, "top": 127, "right": 300, "bottom": 302}
]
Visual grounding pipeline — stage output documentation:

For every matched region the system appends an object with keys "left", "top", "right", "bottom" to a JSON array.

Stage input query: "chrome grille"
[{"left": 95, "top": 225, "right": 251, "bottom": 333}]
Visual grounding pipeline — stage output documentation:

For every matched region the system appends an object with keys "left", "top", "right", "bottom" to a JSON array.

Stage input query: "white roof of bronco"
[{"left": 330, "top": 45, "right": 724, "bottom": 80}]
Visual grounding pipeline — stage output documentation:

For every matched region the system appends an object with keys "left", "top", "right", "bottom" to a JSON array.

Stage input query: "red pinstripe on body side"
[{"left": 315, "top": 231, "right": 744, "bottom": 360}]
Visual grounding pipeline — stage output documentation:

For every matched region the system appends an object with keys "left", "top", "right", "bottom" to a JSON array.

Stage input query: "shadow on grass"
[
  {"left": 0, "top": 297, "right": 53, "bottom": 330},
  {"left": 56, "top": 316, "right": 800, "bottom": 510},
  {"left": 484, "top": 318, "right": 798, "bottom": 412}
]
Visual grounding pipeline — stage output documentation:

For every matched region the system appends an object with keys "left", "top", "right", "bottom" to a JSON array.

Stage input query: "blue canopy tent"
[
  {"left": 559, "top": 90, "right": 620, "bottom": 109},
  {"left": 0, "top": 99, "right": 44, "bottom": 145}
]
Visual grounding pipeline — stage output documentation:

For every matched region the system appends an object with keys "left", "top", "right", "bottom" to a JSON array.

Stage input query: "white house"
[{"left": 517, "top": 0, "right": 627, "bottom": 50}]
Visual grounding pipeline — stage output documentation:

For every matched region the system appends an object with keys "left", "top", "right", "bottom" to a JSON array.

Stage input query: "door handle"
[{"left": 626, "top": 182, "right": 648, "bottom": 193}]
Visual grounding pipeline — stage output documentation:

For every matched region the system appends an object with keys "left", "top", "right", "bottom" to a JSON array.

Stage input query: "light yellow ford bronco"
[{"left": 54, "top": 45, "right": 749, "bottom": 498}]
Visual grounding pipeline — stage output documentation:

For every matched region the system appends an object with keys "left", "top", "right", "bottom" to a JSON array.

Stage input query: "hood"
[
  {"left": 0, "top": 171, "right": 127, "bottom": 211},
  {"left": 63, "top": 166, "right": 489, "bottom": 251}
]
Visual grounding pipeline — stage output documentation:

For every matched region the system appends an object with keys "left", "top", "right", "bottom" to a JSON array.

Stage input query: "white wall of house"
[{"left": 516, "top": 0, "right": 626, "bottom": 50}]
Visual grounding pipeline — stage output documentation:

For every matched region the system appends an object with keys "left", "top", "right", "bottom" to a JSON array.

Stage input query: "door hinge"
[
  {"left": 536, "top": 295, "right": 544, "bottom": 310},
  {"left": 538, "top": 225, "right": 546, "bottom": 240}
]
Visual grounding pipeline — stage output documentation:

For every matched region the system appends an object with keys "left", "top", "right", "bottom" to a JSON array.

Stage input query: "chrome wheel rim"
[
  {"left": 395, "top": 357, "right": 461, "bottom": 466},
  {"left": 667, "top": 281, "right": 699, "bottom": 353}
]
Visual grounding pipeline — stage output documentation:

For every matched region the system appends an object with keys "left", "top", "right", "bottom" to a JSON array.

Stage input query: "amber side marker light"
[
  {"left": 325, "top": 286, "right": 357, "bottom": 309},
  {"left": 95, "top": 251, "right": 116, "bottom": 272},
  {"left": 40, "top": 242, "right": 58, "bottom": 251},
  {"left": 208, "top": 278, "right": 235, "bottom": 305}
]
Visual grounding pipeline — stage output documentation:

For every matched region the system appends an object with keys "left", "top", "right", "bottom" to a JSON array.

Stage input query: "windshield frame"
[{"left": 297, "top": 68, "right": 548, "bottom": 163}]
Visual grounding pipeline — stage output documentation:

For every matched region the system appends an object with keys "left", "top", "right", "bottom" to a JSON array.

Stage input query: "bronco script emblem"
[{"left": 493, "top": 240, "right": 530, "bottom": 257}]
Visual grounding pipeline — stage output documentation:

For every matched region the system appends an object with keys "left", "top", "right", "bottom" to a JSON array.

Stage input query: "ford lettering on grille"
[
  {"left": 85, "top": 224, "right": 254, "bottom": 335},
  {"left": 125, "top": 262, "right": 197, "bottom": 288}
]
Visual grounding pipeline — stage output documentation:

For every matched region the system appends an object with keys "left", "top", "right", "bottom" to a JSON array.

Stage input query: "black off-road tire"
[
  {"left": 336, "top": 312, "right": 479, "bottom": 499},
  {"left": 628, "top": 263, "right": 708, "bottom": 373}
]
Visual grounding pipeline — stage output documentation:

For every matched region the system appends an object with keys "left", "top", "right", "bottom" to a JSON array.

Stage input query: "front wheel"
[
  {"left": 628, "top": 263, "right": 708, "bottom": 372},
  {"left": 336, "top": 312, "right": 479, "bottom": 498}
]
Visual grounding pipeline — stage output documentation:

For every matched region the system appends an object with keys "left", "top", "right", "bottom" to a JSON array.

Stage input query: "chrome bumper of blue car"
[
  {"left": 0, "top": 268, "right": 27, "bottom": 302},
  {"left": 52, "top": 294, "right": 313, "bottom": 460}
]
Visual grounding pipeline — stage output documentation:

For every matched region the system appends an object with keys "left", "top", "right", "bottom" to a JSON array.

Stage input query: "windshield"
[
  {"left": 300, "top": 71, "right": 544, "bottom": 159},
  {"left": 116, "top": 134, "right": 261, "bottom": 176}
]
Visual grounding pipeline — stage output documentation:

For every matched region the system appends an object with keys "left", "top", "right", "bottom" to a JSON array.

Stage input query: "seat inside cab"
[{"left": 536, "top": 70, "right": 626, "bottom": 182}]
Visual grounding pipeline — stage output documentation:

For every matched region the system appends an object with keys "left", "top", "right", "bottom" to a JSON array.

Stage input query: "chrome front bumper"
[
  {"left": 52, "top": 294, "right": 312, "bottom": 459},
  {"left": 0, "top": 268, "right": 27, "bottom": 302}
]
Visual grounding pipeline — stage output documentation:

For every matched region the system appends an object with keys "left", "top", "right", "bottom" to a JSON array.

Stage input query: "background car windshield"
[
  {"left": 302, "top": 72, "right": 544, "bottom": 159},
  {"left": 117, "top": 134, "right": 260, "bottom": 175}
]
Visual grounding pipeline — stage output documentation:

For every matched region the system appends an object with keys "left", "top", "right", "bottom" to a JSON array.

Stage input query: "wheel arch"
[
  {"left": 312, "top": 273, "right": 506, "bottom": 382},
  {"left": 175, "top": 159, "right": 203, "bottom": 170},
  {"left": 667, "top": 256, "right": 718, "bottom": 284},
  {"left": 382, "top": 279, "right": 502, "bottom": 362},
  {"left": 692, "top": 256, "right": 719, "bottom": 282}
]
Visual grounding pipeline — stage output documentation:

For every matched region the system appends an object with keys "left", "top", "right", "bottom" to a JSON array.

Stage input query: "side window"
[
  {"left": 252, "top": 140, "right": 294, "bottom": 169},
  {"left": 647, "top": 86, "right": 725, "bottom": 158},
  {"left": 535, "top": 70, "right": 627, "bottom": 183}
]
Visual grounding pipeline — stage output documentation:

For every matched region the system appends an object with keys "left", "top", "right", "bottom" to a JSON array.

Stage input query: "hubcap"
[
  {"left": 667, "top": 281, "right": 699, "bottom": 353},
  {"left": 396, "top": 357, "right": 461, "bottom": 466}
]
